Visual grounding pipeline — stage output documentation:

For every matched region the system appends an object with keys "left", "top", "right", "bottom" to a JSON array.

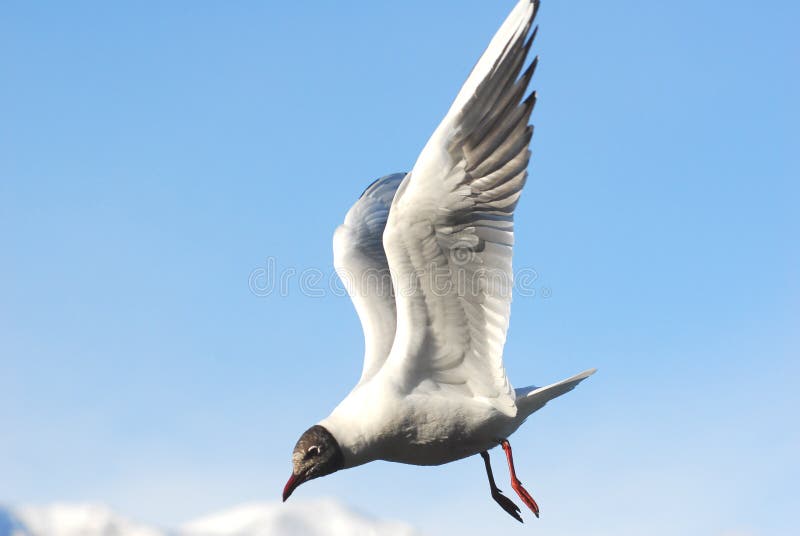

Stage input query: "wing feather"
[
  {"left": 334, "top": 173, "right": 405, "bottom": 384},
  {"left": 382, "top": 0, "right": 540, "bottom": 415}
]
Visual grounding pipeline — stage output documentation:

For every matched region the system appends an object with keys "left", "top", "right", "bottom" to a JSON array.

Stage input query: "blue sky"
[{"left": 1, "top": 1, "right": 798, "bottom": 535}]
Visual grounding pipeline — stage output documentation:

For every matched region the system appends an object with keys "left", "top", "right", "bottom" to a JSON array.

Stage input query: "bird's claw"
[
  {"left": 491, "top": 488, "right": 523, "bottom": 523},
  {"left": 511, "top": 478, "right": 540, "bottom": 518}
]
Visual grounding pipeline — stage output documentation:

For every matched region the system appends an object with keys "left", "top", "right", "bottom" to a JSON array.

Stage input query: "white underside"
[{"left": 320, "top": 368, "right": 595, "bottom": 468}]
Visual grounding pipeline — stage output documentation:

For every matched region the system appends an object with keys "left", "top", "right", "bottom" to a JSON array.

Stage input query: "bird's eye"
[{"left": 307, "top": 445, "right": 320, "bottom": 457}]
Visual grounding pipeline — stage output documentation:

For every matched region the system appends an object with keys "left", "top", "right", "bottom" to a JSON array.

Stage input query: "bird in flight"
[{"left": 282, "top": 0, "right": 595, "bottom": 522}]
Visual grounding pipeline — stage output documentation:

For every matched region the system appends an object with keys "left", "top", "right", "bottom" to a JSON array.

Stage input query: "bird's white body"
[
  {"left": 322, "top": 366, "right": 594, "bottom": 468},
  {"left": 313, "top": 0, "right": 595, "bottom": 473},
  {"left": 322, "top": 376, "right": 512, "bottom": 467}
]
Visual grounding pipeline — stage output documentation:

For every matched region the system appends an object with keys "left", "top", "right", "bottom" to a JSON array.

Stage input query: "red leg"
[{"left": 500, "top": 439, "right": 540, "bottom": 518}]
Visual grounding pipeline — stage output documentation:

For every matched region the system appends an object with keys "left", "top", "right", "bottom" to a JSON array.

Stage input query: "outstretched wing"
[
  {"left": 382, "top": 0, "right": 539, "bottom": 416},
  {"left": 333, "top": 173, "right": 406, "bottom": 384}
]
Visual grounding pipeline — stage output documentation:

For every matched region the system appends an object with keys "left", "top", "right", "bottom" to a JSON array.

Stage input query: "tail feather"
[{"left": 514, "top": 368, "right": 597, "bottom": 418}]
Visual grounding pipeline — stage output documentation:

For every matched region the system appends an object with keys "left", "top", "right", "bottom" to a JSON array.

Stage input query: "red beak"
[{"left": 282, "top": 472, "right": 304, "bottom": 502}]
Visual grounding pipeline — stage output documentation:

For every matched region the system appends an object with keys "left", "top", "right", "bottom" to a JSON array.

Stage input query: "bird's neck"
[{"left": 318, "top": 385, "right": 391, "bottom": 469}]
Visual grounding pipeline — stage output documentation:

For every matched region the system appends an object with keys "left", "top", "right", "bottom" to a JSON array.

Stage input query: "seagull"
[{"left": 282, "top": 0, "right": 595, "bottom": 522}]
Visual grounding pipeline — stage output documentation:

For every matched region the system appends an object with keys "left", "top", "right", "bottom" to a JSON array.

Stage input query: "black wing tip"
[
  {"left": 524, "top": 90, "right": 538, "bottom": 110},
  {"left": 519, "top": 55, "right": 539, "bottom": 88},
  {"left": 527, "top": 25, "right": 539, "bottom": 48}
]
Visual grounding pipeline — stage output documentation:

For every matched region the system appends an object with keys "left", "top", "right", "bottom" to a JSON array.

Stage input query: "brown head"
[{"left": 282, "top": 425, "right": 345, "bottom": 501}]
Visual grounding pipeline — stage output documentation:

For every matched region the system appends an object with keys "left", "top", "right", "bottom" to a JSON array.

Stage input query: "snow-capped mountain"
[
  {"left": 0, "top": 504, "right": 163, "bottom": 536},
  {"left": 0, "top": 508, "right": 28, "bottom": 536},
  {"left": 179, "top": 500, "right": 419, "bottom": 536},
  {"left": 0, "top": 501, "right": 420, "bottom": 536}
]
